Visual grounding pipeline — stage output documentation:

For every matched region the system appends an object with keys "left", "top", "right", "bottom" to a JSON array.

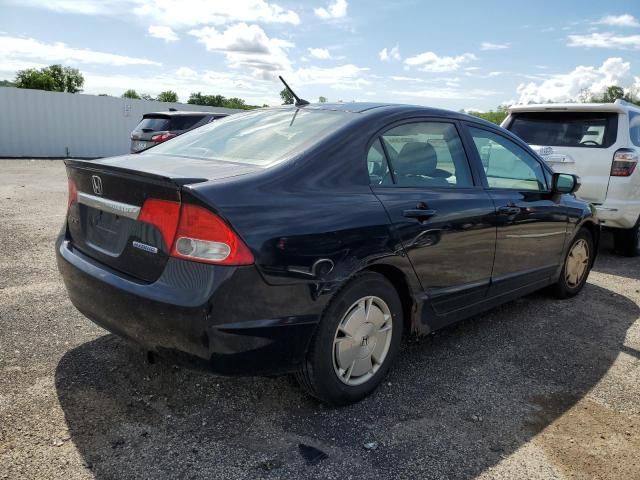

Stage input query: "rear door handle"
[
  {"left": 497, "top": 206, "right": 521, "bottom": 215},
  {"left": 403, "top": 208, "right": 437, "bottom": 221}
]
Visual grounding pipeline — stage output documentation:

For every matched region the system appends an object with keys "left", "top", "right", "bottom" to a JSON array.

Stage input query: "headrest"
[{"left": 396, "top": 142, "right": 438, "bottom": 176}]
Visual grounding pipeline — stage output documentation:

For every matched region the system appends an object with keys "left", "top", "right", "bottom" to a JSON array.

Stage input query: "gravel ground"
[{"left": 0, "top": 159, "right": 639, "bottom": 480}]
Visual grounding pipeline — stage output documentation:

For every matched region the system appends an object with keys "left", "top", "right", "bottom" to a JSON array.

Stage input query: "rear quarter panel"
[{"left": 186, "top": 114, "right": 422, "bottom": 298}]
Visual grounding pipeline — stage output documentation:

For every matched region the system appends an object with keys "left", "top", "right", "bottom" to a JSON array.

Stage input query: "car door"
[
  {"left": 464, "top": 124, "right": 569, "bottom": 296},
  {"left": 369, "top": 119, "right": 496, "bottom": 317}
]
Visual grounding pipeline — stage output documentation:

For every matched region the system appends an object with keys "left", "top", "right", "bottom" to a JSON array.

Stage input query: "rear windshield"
[
  {"left": 169, "top": 115, "right": 206, "bottom": 131},
  {"left": 508, "top": 112, "right": 618, "bottom": 148},
  {"left": 136, "top": 114, "right": 206, "bottom": 132},
  {"left": 144, "top": 108, "right": 352, "bottom": 166},
  {"left": 136, "top": 116, "right": 170, "bottom": 132}
]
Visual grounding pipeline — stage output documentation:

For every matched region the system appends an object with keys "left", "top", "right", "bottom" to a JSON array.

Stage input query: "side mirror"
[{"left": 552, "top": 173, "right": 580, "bottom": 194}]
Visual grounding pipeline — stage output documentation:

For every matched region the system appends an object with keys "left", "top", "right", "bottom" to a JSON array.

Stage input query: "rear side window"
[
  {"left": 630, "top": 111, "right": 640, "bottom": 148},
  {"left": 508, "top": 112, "right": 618, "bottom": 148},
  {"left": 379, "top": 122, "right": 473, "bottom": 188},
  {"left": 367, "top": 139, "right": 392, "bottom": 185},
  {"left": 169, "top": 115, "right": 206, "bottom": 131},
  {"left": 136, "top": 116, "right": 170, "bottom": 132}
]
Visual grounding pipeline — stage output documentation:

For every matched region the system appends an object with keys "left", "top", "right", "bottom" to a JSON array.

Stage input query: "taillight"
[
  {"left": 151, "top": 131, "right": 177, "bottom": 143},
  {"left": 138, "top": 201, "right": 254, "bottom": 265},
  {"left": 611, "top": 148, "right": 639, "bottom": 177},
  {"left": 172, "top": 204, "right": 254, "bottom": 265},
  {"left": 67, "top": 178, "right": 77, "bottom": 208},
  {"left": 138, "top": 199, "right": 181, "bottom": 249}
]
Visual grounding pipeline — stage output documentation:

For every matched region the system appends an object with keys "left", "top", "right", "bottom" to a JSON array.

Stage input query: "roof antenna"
[{"left": 279, "top": 75, "right": 310, "bottom": 106}]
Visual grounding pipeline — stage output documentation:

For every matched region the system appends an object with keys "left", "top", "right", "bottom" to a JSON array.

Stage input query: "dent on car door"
[
  {"left": 465, "top": 125, "right": 569, "bottom": 295},
  {"left": 369, "top": 120, "right": 496, "bottom": 324}
]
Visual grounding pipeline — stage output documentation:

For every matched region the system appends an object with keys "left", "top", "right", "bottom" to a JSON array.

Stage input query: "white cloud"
[
  {"left": 596, "top": 14, "right": 639, "bottom": 28},
  {"left": 175, "top": 66, "right": 198, "bottom": 78},
  {"left": 379, "top": 45, "right": 401, "bottom": 61},
  {"left": 81, "top": 68, "right": 278, "bottom": 105},
  {"left": 189, "top": 23, "right": 293, "bottom": 76},
  {"left": 568, "top": 32, "right": 640, "bottom": 49},
  {"left": 390, "top": 76, "right": 425, "bottom": 82},
  {"left": 480, "top": 41, "right": 509, "bottom": 51},
  {"left": 314, "top": 0, "right": 348, "bottom": 20},
  {"left": 516, "top": 57, "right": 635, "bottom": 104},
  {"left": 12, "top": 0, "right": 125, "bottom": 15},
  {"left": 292, "top": 64, "right": 369, "bottom": 90},
  {"left": 392, "top": 87, "right": 498, "bottom": 100},
  {"left": 0, "top": 35, "right": 161, "bottom": 68},
  {"left": 14, "top": 0, "right": 301, "bottom": 27},
  {"left": 308, "top": 47, "right": 331, "bottom": 60},
  {"left": 404, "top": 51, "right": 476, "bottom": 72},
  {"left": 148, "top": 25, "right": 179, "bottom": 42}
]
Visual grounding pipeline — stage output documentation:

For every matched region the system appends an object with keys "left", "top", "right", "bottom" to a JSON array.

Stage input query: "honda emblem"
[{"left": 91, "top": 175, "right": 103, "bottom": 196}]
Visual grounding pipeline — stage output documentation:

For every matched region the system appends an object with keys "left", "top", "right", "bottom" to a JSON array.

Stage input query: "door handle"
[
  {"left": 403, "top": 208, "right": 437, "bottom": 221},
  {"left": 497, "top": 206, "right": 521, "bottom": 215}
]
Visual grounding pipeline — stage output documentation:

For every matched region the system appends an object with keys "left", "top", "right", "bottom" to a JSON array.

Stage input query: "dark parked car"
[
  {"left": 57, "top": 103, "right": 598, "bottom": 405},
  {"left": 130, "top": 110, "right": 229, "bottom": 153}
]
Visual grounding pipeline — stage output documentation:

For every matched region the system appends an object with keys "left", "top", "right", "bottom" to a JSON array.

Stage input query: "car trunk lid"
[{"left": 65, "top": 155, "right": 260, "bottom": 282}]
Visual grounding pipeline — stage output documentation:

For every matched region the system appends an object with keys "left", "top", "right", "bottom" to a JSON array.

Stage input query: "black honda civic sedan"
[{"left": 57, "top": 103, "right": 598, "bottom": 405}]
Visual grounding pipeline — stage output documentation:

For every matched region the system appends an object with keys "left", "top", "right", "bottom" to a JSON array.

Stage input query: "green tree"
[
  {"left": 0, "top": 79, "right": 15, "bottom": 87},
  {"left": 122, "top": 89, "right": 141, "bottom": 99},
  {"left": 224, "top": 97, "right": 247, "bottom": 109},
  {"left": 318, "top": 96, "right": 328, "bottom": 103},
  {"left": 467, "top": 105, "right": 509, "bottom": 125},
  {"left": 187, "top": 91, "right": 259, "bottom": 110},
  {"left": 14, "top": 64, "right": 84, "bottom": 93},
  {"left": 157, "top": 90, "right": 178, "bottom": 102},
  {"left": 280, "top": 88, "right": 294, "bottom": 105}
]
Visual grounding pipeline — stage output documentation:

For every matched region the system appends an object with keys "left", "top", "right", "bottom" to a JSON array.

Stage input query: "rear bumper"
[
  {"left": 595, "top": 200, "right": 640, "bottom": 229},
  {"left": 56, "top": 236, "right": 322, "bottom": 375}
]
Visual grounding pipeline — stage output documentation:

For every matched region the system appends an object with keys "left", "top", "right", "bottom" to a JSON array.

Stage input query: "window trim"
[
  {"left": 461, "top": 122, "right": 552, "bottom": 193},
  {"left": 365, "top": 117, "right": 482, "bottom": 190}
]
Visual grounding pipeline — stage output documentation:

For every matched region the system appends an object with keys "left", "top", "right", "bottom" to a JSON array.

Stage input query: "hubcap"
[
  {"left": 332, "top": 296, "right": 393, "bottom": 386},
  {"left": 565, "top": 239, "right": 590, "bottom": 287}
]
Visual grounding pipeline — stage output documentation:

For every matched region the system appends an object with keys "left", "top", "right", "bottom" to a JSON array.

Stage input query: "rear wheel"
[
  {"left": 614, "top": 221, "right": 640, "bottom": 257},
  {"left": 552, "top": 229, "right": 594, "bottom": 299},
  {"left": 296, "top": 272, "right": 403, "bottom": 406}
]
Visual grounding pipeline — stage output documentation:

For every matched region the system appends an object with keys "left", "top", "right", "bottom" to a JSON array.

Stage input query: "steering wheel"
[{"left": 580, "top": 140, "right": 599, "bottom": 146}]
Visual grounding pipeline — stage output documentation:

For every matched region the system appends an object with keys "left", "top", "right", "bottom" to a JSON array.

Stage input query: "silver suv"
[
  {"left": 130, "top": 111, "right": 229, "bottom": 153},
  {"left": 503, "top": 99, "right": 640, "bottom": 256}
]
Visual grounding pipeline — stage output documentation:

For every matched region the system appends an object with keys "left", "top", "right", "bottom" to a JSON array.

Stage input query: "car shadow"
[
  {"left": 55, "top": 282, "right": 638, "bottom": 479},
  {"left": 592, "top": 231, "right": 640, "bottom": 281}
]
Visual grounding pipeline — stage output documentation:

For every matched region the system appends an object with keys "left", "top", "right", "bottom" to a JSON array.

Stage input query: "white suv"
[{"left": 502, "top": 99, "right": 640, "bottom": 256}]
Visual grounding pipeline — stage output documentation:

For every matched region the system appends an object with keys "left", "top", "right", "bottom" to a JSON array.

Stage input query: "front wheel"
[
  {"left": 552, "top": 229, "right": 594, "bottom": 299},
  {"left": 296, "top": 272, "right": 403, "bottom": 406}
]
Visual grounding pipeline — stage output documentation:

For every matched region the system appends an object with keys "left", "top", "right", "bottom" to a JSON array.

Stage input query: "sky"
[{"left": 0, "top": 0, "right": 639, "bottom": 111}]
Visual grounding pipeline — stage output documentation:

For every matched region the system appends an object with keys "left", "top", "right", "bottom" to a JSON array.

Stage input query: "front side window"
[
  {"left": 379, "top": 122, "right": 473, "bottom": 188},
  {"left": 146, "top": 108, "right": 351, "bottom": 166},
  {"left": 469, "top": 127, "right": 547, "bottom": 191}
]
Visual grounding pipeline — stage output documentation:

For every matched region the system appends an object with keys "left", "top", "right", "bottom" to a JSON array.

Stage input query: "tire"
[
  {"left": 296, "top": 272, "right": 403, "bottom": 406},
  {"left": 552, "top": 229, "right": 594, "bottom": 299},
  {"left": 614, "top": 221, "right": 640, "bottom": 257}
]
